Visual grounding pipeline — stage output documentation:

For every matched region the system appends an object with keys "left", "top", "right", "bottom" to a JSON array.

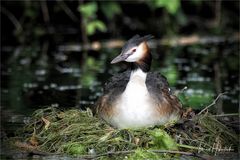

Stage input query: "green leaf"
[
  {"left": 86, "top": 20, "right": 107, "bottom": 35},
  {"left": 166, "top": 0, "right": 180, "bottom": 14},
  {"left": 81, "top": 72, "right": 95, "bottom": 87},
  {"left": 81, "top": 57, "right": 103, "bottom": 87},
  {"left": 95, "top": 20, "right": 107, "bottom": 32},
  {"left": 78, "top": 2, "right": 97, "bottom": 18},
  {"left": 100, "top": 2, "right": 122, "bottom": 19},
  {"left": 150, "top": 0, "right": 180, "bottom": 14}
]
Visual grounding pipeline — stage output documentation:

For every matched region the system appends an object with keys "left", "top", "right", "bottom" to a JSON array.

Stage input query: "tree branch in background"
[
  {"left": 1, "top": 6, "right": 23, "bottom": 33},
  {"left": 58, "top": 33, "right": 240, "bottom": 52},
  {"left": 40, "top": 0, "right": 50, "bottom": 24},
  {"left": 214, "top": 62, "right": 223, "bottom": 114},
  {"left": 215, "top": 0, "right": 222, "bottom": 26},
  {"left": 79, "top": 0, "right": 89, "bottom": 47},
  {"left": 58, "top": 1, "right": 79, "bottom": 22}
]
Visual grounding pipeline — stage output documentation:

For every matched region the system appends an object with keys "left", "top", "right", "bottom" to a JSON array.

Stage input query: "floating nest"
[{"left": 10, "top": 107, "right": 239, "bottom": 159}]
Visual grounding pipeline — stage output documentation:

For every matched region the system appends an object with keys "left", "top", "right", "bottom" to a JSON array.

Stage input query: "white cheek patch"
[{"left": 125, "top": 47, "right": 143, "bottom": 62}]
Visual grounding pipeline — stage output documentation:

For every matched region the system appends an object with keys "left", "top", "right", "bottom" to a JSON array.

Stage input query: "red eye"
[{"left": 132, "top": 49, "right": 136, "bottom": 52}]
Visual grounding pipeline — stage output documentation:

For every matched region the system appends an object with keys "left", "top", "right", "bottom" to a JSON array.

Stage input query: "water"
[
  {"left": 1, "top": 40, "right": 239, "bottom": 158},
  {"left": 2, "top": 40, "right": 239, "bottom": 113}
]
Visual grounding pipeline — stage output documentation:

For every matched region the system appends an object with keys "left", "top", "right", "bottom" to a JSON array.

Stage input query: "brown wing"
[
  {"left": 93, "top": 70, "right": 131, "bottom": 118},
  {"left": 146, "top": 72, "right": 182, "bottom": 117},
  {"left": 94, "top": 94, "right": 114, "bottom": 119}
]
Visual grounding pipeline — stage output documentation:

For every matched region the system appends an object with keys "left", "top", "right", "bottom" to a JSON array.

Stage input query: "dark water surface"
[
  {"left": 1, "top": 39, "right": 239, "bottom": 159},
  {"left": 2, "top": 40, "right": 239, "bottom": 114}
]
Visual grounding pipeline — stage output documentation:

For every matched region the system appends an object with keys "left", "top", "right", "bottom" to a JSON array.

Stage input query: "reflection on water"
[{"left": 1, "top": 41, "right": 239, "bottom": 120}]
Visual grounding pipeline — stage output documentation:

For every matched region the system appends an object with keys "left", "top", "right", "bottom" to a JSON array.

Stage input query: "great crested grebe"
[{"left": 95, "top": 35, "right": 182, "bottom": 129}]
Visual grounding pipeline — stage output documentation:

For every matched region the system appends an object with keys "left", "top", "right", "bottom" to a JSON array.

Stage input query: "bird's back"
[
  {"left": 146, "top": 72, "right": 170, "bottom": 101},
  {"left": 103, "top": 70, "right": 131, "bottom": 97},
  {"left": 146, "top": 72, "right": 182, "bottom": 121}
]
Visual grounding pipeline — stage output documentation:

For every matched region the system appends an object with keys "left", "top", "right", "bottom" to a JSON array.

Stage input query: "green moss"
[
  {"left": 62, "top": 142, "right": 86, "bottom": 155},
  {"left": 149, "top": 128, "right": 178, "bottom": 150},
  {"left": 127, "top": 149, "right": 163, "bottom": 160}
]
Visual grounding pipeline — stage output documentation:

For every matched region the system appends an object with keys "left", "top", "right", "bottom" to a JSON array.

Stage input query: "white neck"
[{"left": 130, "top": 68, "right": 147, "bottom": 82}]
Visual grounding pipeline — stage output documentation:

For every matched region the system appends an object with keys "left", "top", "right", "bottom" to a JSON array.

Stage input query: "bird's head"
[{"left": 111, "top": 35, "right": 153, "bottom": 64}]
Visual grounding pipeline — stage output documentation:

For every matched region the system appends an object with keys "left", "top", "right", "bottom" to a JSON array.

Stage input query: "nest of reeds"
[{"left": 11, "top": 106, "right": 239, "bottom": 159}]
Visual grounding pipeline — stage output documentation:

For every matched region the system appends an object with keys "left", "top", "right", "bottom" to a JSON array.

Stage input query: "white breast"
[{"left": 112, "top": 69, "right": 159, "bottom": 128}]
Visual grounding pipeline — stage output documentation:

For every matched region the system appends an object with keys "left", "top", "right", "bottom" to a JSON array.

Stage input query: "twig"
[
  {"left": 177, "top": 143, "right": 203, "bottom": 151},
  {"left": 198, "top": 92, "right": 227, "bottom": 115},
  {"left": 174, "top": 86, "right": 187, "bottom": 96},
  {"left": 211, "top": 113, "right": 239, "bottom": 117},
  {"left": 17, "top": 149, "right": 206, "bottom": 159},
  {"left": 77, "top": 149, "right": 207, "bottom": 159},
  {"left": 28, "top": 150, "right": 60, "bottom": 156},
  {"left": 150, "top": 150, "right": 207, "bottom": 160}
]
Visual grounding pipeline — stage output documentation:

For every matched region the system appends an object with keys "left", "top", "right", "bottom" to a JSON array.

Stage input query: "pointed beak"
[{"left": 111, "top": 54, "right": 126, "bottom": 64}]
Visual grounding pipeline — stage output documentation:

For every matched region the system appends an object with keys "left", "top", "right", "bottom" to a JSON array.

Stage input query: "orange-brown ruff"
[{"left": 94, "top": 35, "right": 182, "bottom": 129}]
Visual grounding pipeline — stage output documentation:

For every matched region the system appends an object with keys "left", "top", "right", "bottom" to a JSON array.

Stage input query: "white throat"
[
  {"left": 123, "top": 69, "right": 148, "bottom": 102},
  {"left": 129, "top": 68, "right": 147, "bottom": 82}
]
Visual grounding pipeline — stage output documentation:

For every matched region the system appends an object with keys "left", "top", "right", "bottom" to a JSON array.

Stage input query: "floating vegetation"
[{"left": 10, "top": 107, "right": 239, "bottom": 159}]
